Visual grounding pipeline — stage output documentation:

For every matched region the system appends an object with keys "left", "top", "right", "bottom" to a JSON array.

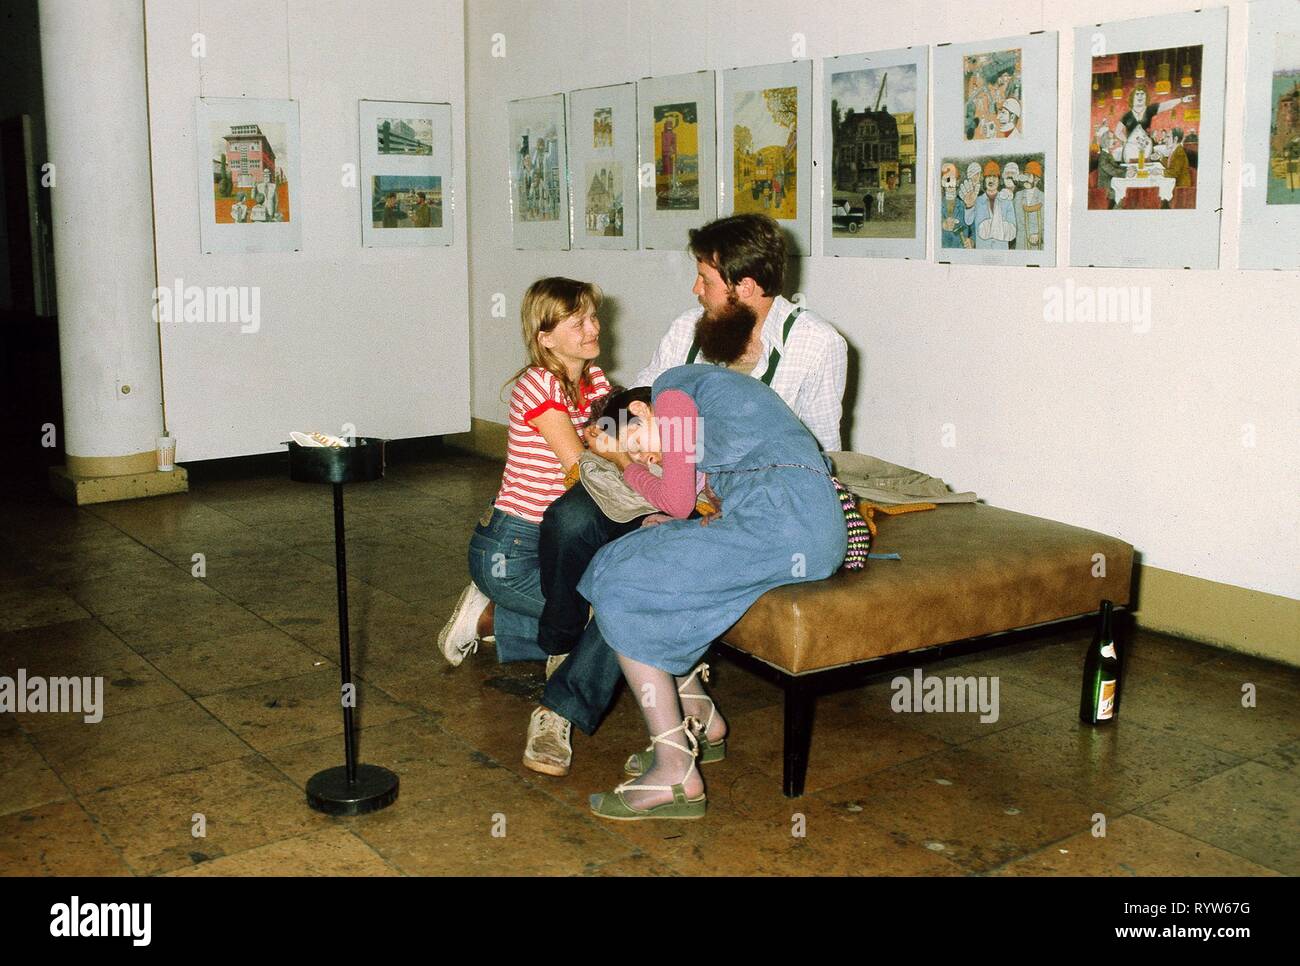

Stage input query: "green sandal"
[
  {"left": 591, "top": 719, "right": 706, "bottom": 821},
  {"left": 624, "top": 663, "right": 727, "bottom": 777}
]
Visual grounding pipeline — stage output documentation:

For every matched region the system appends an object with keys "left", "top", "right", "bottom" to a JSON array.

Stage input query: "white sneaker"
[
  {"left": 522, "top": 706, "right": 572, "bottom": 776},
  {"left": 545, "top": 652, "right": 568, "bottom": 680},
  {"left": 437, "top": 582, "right": 489, "bottom": 667}
]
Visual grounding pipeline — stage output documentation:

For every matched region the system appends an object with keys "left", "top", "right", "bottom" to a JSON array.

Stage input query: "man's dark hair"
[{"left": 688, "top": 213, "right": 786, "bottom": 296}]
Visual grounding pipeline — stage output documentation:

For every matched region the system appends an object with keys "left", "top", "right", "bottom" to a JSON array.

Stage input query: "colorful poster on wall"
[
  {"left": 637, "top": 71, "right": 717, "bottom": 250},
  {"left": 933, "top": 32, "right": 1057, "bottom": 266},
  {"left": 1071, "top": 8, "right": 1228, "bottom": 269},
  {"left": 964, "top": 49, "right": 1023, "bottom": 140},
  {"left": 937, "top": 153, "right": 1047, "bottom": 252},
  {"left": 823, "top": 46, "right": 929, "bottom": 259},
  {"left": 195, "top": 97, "right": 301, "bottom": 254},
  {"left": 569, "top": 83, "right": 637, "bottom": 251},
  {"left": 1240, "top": 0, "right": 1300, "bottom": 270},
  {"left": 508, "top": 94, "right": 570, "bottom": 250},
  {"left": 1085, "top": 46, "right": 1202, "bottom": 211},
  {"left": 1267, "top": 35, "right": 1300, "bottom": 205},
  {"left": 359, "top": 100, "right": 453, "bottom": 248},
  {"left": 721, "top": 60, "right": 812, "bottom": 253}
]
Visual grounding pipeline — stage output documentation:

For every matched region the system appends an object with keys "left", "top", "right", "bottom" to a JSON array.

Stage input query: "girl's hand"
[
  {"left": 585, "top": 424, "right": 632, "bottom": 470},
  {"left": 585, "top": 423, "right": 618, "bottom": 456}
]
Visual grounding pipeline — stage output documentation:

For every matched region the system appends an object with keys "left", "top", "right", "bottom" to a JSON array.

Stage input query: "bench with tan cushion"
[{"left": 716, "top": 502, "right": 1135, "bottom": 796}]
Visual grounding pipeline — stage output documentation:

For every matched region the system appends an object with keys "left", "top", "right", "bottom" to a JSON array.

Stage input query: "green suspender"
[{"left": 684, "top": 306, "right": 802, "bottom": 387}]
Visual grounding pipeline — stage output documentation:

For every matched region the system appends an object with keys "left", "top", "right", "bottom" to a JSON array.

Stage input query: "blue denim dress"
[{"left": 577, "top": 365, "right": 847, "bottom": 675}]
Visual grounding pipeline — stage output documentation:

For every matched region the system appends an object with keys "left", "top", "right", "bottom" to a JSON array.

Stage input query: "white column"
[{"left": 39, "top": 0, "right": 164, "bottom": 479}]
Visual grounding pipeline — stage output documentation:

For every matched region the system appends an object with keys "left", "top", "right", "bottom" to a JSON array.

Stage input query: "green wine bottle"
[{"left": 1080, "top": 599, "right": 1120, "bottom": 725}]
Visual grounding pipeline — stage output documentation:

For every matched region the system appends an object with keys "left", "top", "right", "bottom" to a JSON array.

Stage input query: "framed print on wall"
[
  {"left": 1070, "top": 8, "right": 1228, "bottom": 269},
  {"left": 359, "top": 100, "right": 453, "bottom": 247},
  {"left": 195, "top": 97, "right": 302, "bottom": 254},
  {"left": 823, "top": 46, "right": 929, "bottom": 259},
  {"left": 721, "top": 60, "right": 813, "bottom": 254},
  {"left": 569, "top": 83, "right": 638, "bottom": 251},
  {"left": 1239, "top": 0, "right": 1300, "bottom": 271},
  {"left": 508, "top": 94, "right": 570, "bottom": 250},
  {"left": 637, "top": 70, "right": 717, "bottom": 251},
  {"left": 932, "top": 31, "right": 1058, "bottom": 267}
]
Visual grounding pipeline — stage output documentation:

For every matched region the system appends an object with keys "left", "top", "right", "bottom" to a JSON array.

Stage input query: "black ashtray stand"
[{"left": 287, "top": 437, "right": 399, "bottom": 816}]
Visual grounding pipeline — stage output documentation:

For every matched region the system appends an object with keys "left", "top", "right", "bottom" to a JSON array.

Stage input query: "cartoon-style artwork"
[
  {"left": 733, "top": 86, "right": 798, "bottom": 219},
  {"left": 593, "top": 107, "right": 613, "bottom": 148},
  {"left": 654, "top": 102, "right": 699, "bottom": 210},
  {"left": 372, "top": 175, "right": 442, "bottom": 228},
  {"left": 829, "top": 64, "right": 918, "bottom": 238},
  {"left": 1087, "top": 46, "right": 1202, "bottom": 210},
  {"left": 514, "top": 124, "right": 563, "bottom": 222},
  {"left": 584, "top": 163, "right": 624, "bottom": 236},
  {"left": 211, "top": 122, "right": 291, "bottom": 224},
  {"left": 1267, "top": 33, "right": 1300, "bottom": 204},
  {"left": 939, "top": 153, "right": 1046, "bottom": 250},
  {"left": 964, "top": 49, "right": 1022, "bottom": 140},
  {"left": 377, "top": 117, "right": 433, "bottom": 155}
]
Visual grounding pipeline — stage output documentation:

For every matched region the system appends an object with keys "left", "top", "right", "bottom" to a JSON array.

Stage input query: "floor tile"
[
  {"left": 1136, "top": 761, "right": 1300, "bottom": 875},
  {"left": 80, "top": 755, "right": 334, "bottom": 875},
  {"left": 991, "top": 814, "right": 1282, "bottom": 876},
  {"left": 0, "top": 800, "right": 133, "bottom": 876},
  {"left": 31, "top": 700, "right": 251, "bottom": 794},
  {"left": 196, "top": 671, "right": 414, "bottom": 752}
]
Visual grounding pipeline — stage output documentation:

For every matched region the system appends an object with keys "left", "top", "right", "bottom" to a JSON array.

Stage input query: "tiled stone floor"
[{"left": 0, "top": 450, "right": 1295, "bottom": 876}]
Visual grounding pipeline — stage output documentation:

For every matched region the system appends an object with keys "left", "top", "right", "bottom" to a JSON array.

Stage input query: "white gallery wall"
[
  {"left": 464, "top": 0, "right": 1298, "bottom": 607},
  {"left": 146, "top": 0, "right": 469, "bottom": 462}
]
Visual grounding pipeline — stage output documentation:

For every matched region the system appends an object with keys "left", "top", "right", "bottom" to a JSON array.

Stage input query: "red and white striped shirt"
[{"left": 494, "top": 365, "right": 611, "bottom": 524}]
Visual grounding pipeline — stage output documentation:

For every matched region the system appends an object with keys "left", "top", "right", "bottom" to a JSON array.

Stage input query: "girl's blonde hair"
[{"left": 506, "top": 277, "right": 602, "bottom": 408}]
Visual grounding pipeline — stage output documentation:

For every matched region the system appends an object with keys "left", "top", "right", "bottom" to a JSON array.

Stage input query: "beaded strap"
[
  {"left": 834, "top": 476, "right": 872, "bottom": 570},
  {"left": 709, "top": 463, "right": 871, "bottom": 571}
]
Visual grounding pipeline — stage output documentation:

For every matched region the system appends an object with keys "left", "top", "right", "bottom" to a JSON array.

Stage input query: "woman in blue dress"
[{"left": 581, "top": 364, "right": 847, "bottom": 819}]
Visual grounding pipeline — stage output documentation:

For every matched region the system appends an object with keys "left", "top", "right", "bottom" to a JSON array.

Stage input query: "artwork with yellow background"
[
  {"left": 732, "top": 86, "right": 798, "bottom": 219},
  {"left": 653, "top": 102, "right": 699, "bottom": 210}
]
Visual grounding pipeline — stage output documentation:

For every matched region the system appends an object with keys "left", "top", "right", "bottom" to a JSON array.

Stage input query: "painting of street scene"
[
  {"left": 733, "top": 86, "right": 798, "bottom": 219},
  {"left": 829, "top": 64, "right": 918, "bottom": 238},
  {"left": 512, "top": 120, "right": 563, "bottom": 222},
  {"left": 593, "top": 107, "right": 613, "bottom": 148},
  {"left": 964, "top": 49, "right": 1022, "bottom": 140},
  {"left": 371, "top": 175, "right": 443, "bottom": 228},
  {"left": 1267, "top": 33, "right": 1300, "bottom": 205},
  {"left": 210, "top": 122, "right": 291, "bottom": 224},
  {"left": 938, "top": 154, "right": 1046, "bottom": 251},
  {"left": 1087, "top": 45, "right": 1202, "bottom": 210},
  {"left": 377, "top": 117, "right": 433, "bottom": 155},
  {"left": 584, "top": 163, "right": 624, "bottom": 236},
  {"left": 653, "top": 101, "right": 700, "bottom": 210}
]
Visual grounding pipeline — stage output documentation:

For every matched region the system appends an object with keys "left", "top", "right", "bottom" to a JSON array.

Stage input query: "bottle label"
[
  {"left": 1097, "top": 679, "right": 1117, "bottom": 719},
  {"left": 1100, "top": 642, "right": 1117, "bottom": 660}
]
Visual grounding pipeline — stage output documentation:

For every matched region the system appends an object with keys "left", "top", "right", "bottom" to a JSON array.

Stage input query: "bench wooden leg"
[{"left": 782, "top": 675, "right": 815, "bottom": 798}]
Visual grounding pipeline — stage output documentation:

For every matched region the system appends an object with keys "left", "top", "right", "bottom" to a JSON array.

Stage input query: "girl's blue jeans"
[{"left": 468, "top": 506, "right": 550, "bottom": 663}]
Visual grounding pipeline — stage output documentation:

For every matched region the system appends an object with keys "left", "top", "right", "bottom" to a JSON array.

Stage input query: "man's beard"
[{"left": 696, "top": 294, "right": 757, "bottom": 365}]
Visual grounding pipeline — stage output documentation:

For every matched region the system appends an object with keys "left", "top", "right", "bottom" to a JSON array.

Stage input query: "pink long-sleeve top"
[{"left": 621, "top": 388, "right": 703, "bottom": 519}]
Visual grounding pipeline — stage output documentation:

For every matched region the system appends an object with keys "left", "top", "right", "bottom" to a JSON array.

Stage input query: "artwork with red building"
[{"left": 210, "top": 122, "right": 292, "bottom": 224}]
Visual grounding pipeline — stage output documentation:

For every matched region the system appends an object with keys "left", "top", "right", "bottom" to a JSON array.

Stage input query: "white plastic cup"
[{"left": 157, "top": 435, "right": 176, "bottom": 472}]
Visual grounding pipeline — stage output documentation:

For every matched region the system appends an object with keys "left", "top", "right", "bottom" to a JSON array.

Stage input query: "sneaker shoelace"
[{"left": 538, "top": 710, "right": 570, "bottom": 743}]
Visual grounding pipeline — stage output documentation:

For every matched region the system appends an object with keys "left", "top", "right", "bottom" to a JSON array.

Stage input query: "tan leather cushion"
[{"left": 721, "top": 503, "right": 1134, "bottom": 675}]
